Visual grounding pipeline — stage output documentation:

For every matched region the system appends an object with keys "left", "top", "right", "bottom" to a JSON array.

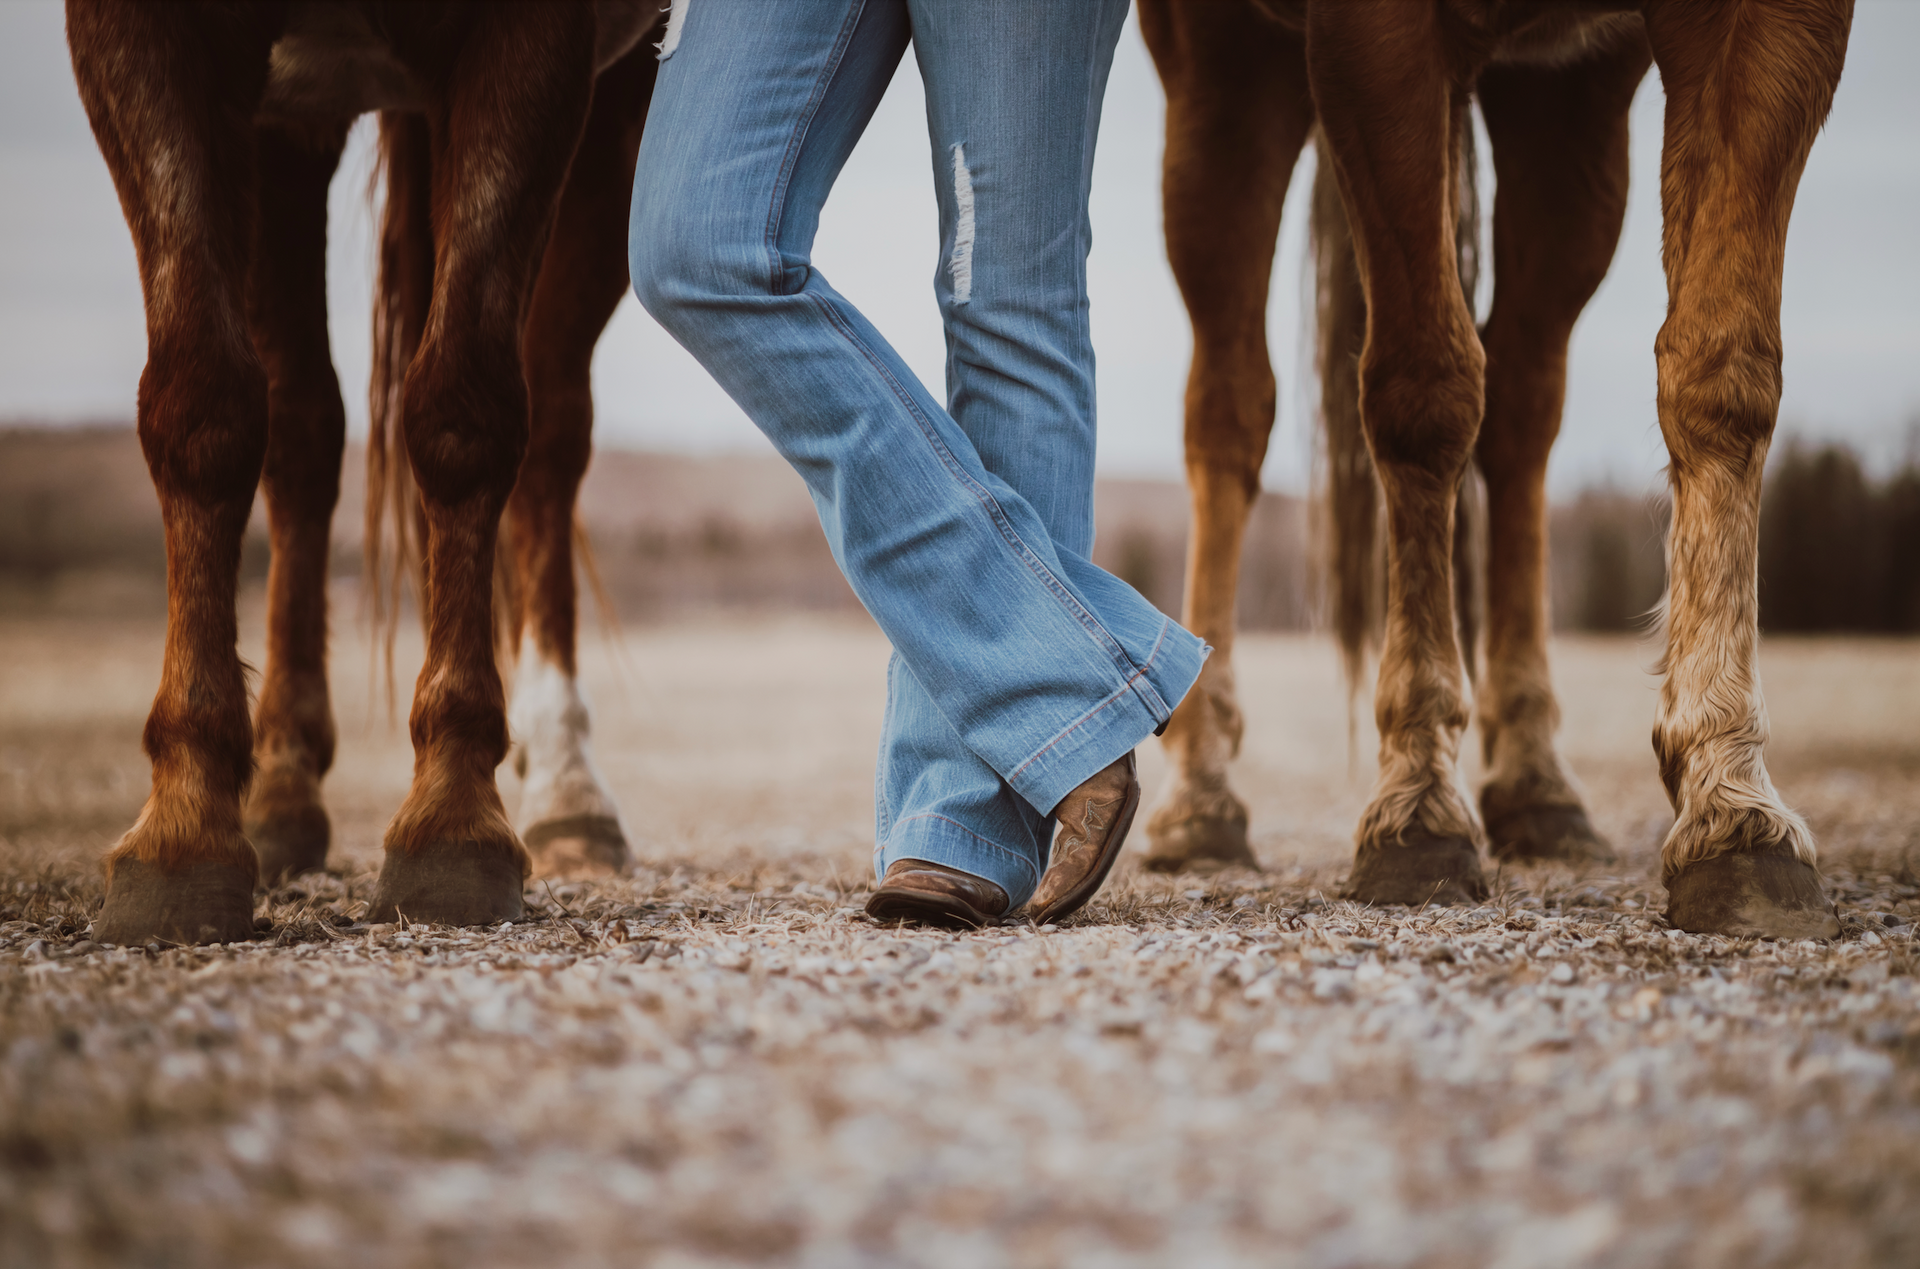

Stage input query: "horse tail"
[
  {"left": 1309, "top": 127, "right": 1378, "bottom": 708},
  {"left": 366, "top": 111, "right": 433, "bottom": 711},
  {"left": 1450, "top": 109, "right": 1486, "bottom": 690},
  {"left": 1310, "top": 113, "right": 1486, "bottom": 723}
]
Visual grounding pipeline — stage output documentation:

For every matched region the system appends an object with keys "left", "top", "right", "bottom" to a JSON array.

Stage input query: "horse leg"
[
  {"left": 66, "top": 1, "right": 276, "bottom": 943},
  {"left": 244, "top": 118, "right": 350, "bottom": 884},
  {"left": 1136, "top": 2, "right": 1312, "bottom": 872},
  {"left": 507, "top": 45, "right": 656, "bottom": 880},
  {"left": 368, "top": 9, "right": 598, "bottom": 925},
  {"left": 1307, "top": 4, "right": 1487, "bottom": 905},
  {"left": 1472, "top": 43, "right": 1649, "bottom": 866},
  {"left": 1642, "top": 1, "right": 1850, "bottom": 937}
]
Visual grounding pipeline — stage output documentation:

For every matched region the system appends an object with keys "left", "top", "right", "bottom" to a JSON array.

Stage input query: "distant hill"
[
  {"left": 33, "top": 423, "right": 1911, "bottom": 637},
  {"left": 0, "top": 425, "right": 1306, "bottom": 627}
]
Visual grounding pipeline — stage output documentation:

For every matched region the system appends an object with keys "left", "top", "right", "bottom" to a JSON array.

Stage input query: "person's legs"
[
  {"left": 871, "top": 0, "right": 1135, "bottom": 903},
  {"left": 629, "top": 0, "right": 1203, "bottom": 905}
]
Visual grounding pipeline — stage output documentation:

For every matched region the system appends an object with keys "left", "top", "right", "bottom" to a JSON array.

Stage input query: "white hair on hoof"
[{"left": 508, "top": 633, "right": 631, "bottom": 878}]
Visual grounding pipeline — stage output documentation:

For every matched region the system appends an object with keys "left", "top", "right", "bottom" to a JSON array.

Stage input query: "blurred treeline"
[
  {"left": 2, "top": 425, "right": 1915, "bottom": 636},
  {"left": 1757, "top": 442, "right": 1920, "bottom": 633}
]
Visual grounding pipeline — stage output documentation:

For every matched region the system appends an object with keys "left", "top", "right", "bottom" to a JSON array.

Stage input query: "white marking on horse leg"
[
  {"left": 949, "top": 144, "right": 975, "bottom": 305},
  {"left": 1654, "top": 458, "right": 1815, "bottom": 880},
  {"left": 507, "top": 633, "right": 623, "bottom": 836},
  {"left": 655, "top": 0, "right": 689, "bottom": 59}
]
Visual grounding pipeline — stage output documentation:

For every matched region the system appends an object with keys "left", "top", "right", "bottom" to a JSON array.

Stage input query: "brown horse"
[
  {"left": 67, "top": 1, "right": 661, "bottom": 946},
  {"left": 1141, "top": 0, "right": 1852, "bottom": 939}
]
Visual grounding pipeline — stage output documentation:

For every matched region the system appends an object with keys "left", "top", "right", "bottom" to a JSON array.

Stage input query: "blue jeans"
[{"left": 628, "top": 0, "right": 1206, "bottom": 907}]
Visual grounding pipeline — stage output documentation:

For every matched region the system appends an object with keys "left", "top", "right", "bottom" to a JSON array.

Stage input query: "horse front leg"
[
  {"left": 245, "top": 118, "right": 350, "bottom": 884},
  {"left": 368, "top": 8, "right": 597, "bottom": 925},
  {"left": 1307, "top": 3, "right": 1488, "bottom": 905},
  {"left": 1643, "top": 0, "right": 1851, "bottom": 938},
  {"left": 67, "top": 0, "right": 277, "bottom": 943},
  {"left": 505, "top": 44, "right": 655, "bottom": 880},
  {"left": 1137, "top": 1, "right": 1312, "bottom": 872},
  {"left": 1473, "top": 44, "right": 1650, "bottom": 867}
]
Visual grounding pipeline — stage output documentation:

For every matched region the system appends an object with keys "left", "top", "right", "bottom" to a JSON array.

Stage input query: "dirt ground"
[{"left": 2, "top": 604, "right": 1917, "bottom": 1268}]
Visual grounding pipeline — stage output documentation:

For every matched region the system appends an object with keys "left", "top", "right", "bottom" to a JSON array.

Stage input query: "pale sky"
[{"left": 3, "top": 1, "right": 1916, "bottom": 496}]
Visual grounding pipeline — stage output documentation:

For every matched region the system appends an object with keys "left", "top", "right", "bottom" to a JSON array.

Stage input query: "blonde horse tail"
[
  {"left": 1450, "top": 108, "right": 1486, "bottom": 690},
  {"left": 1310, "top": 127, "right": 1378, "bottom": 716},
  {"left": 366, "top": 111, "right": 433, "bottom": 713}
]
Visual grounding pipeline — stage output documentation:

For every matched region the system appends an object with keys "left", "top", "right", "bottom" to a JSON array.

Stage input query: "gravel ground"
[{"left": 2, "top": 611, "right": 1918, "bottom": 1268}]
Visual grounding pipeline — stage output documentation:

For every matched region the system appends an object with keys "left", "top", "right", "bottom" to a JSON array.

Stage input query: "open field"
[{"left": 2, "top": 610, "right": 1918, "bottom": 1267}]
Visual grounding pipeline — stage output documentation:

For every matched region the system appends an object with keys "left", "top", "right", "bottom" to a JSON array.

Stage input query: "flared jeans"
[{"left": 628, "top": 0, "right": 1206, "bottom": 907}]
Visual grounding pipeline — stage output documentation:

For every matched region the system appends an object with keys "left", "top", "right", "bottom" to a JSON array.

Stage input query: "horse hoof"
[
  {"left": 246, "top": 806, "right": 330, "bottom": 885},
  {"left": 524, "top": 814, "right": 630, "bottom": 879},
  {"left": 95, "top": 856, "right": 257, "bottom": 946},
  {"left": 1345, "top": 833, "right": 1487, "bottom": 906},
  {"left": 1666, "top": 848, "right": 1838, "bottom": 939},
  {"left": 1142, "top": 806, "right": 1258, "bottom": 873},
  {"left": 370, "top": 840, "right": 526, "bottom": 926},
  {"left": 1486, "top": 805, "right": 1615, "bottom": 866}
]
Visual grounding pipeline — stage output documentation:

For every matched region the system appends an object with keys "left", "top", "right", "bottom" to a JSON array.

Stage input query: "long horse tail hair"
[
  {"left": 365, "top": 111, "right": 618, "bottom": 708},
  {"left": 1310, "top": 112, "right": 1486, "bottom": 734},
  {"left": 1449, "top": 110, "right": 1486, "bottom": 691},
  {"left": 366, "top": 110, "right": 434, "bottom": 713}
]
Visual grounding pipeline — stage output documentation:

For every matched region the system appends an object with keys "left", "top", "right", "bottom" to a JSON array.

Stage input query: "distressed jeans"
[{"left": 628, "top": 0, "right": 1206, "bottom": 907}]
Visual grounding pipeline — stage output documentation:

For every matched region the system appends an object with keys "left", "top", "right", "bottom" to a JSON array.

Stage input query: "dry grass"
[{"left": 2, "top": 611, "right": 1918, "bottom": 1267}]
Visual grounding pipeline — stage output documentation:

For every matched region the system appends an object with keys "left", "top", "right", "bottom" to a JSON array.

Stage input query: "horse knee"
[
  {"left": 1360, "top": 342, "right": 1483, "bottom": 482},
  {"left": 138, "top": 340, "right": 268, "bottom": 509},
  {"left": 1656, "top": 320, "right": 1781, "bottom": 464},
  {"left": 1184, "top": 345, "right": 1276, "bottom": 489},
  {"left": 402, "top": 344, "right": 529, "bottom": 509}
]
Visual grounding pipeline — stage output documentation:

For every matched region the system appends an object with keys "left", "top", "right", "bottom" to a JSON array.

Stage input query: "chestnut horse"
[
  {"left": 1141, "top": 1, "right": 1852, "bottom": 938},
  {"left": 67, "top": 1, "right": 661, "bottom": 946}
]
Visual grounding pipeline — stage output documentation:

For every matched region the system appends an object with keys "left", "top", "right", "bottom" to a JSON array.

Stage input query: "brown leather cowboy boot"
[
  {"left": 865, "top": 859, "right": 1010, "bottom": 929},
  {"left": 1028, "top": 751, "right": 1140, "bottom": 925}
]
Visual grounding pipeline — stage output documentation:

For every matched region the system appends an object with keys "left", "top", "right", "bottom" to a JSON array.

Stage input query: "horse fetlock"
[
  {"left": 1361, "top": 730, "right": 1482, "bottom": 850},
  {"left": 1661, "top": 788, "right": 1815, "bottom": 883},
  {"left": 1484, "top": 803, "right": 1614, "bottom": 867},
  {"left": 1479, "top": 767, "right": 1613, "bottom": 866},
  {"left": 508, "top": 648, "right": 629, "bottom": 878},
  {"left": 1195, "top": 665, "right": 1244, "bottom": 748},
  {"left": 243, "top": 757, "right": 330, "bottom": 883},
  {"left": 1143, "top": 778, "right": 1254, "bottom": 873}
]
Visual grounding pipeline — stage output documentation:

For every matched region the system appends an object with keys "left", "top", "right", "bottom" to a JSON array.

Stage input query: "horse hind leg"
[
  {"left": 367, "top": 8, "right": 598, "bottom": 925},
  {"left": 504, "top": 43, "right": 656, "bottom": 880},
  {"left": 1643, "top": 1, "right": 1850, "bottom": 938},
  {"left": 1308, "top": 4, "right": 1489, "bottom": 906},
  {"left": 67, "top": 2, "right": 276, "bottom": 943},
  {"left": 1137, "top": 1, "right": 1311, "bottom": 872},
  {"left": 1471, "top": 44, "right": 1650, "bottom": 867},
  {"left": 245, "top": 117, "right": 351, "bottom": 884}
]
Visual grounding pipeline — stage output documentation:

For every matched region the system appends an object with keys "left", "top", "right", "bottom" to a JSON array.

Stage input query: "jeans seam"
[
  {"left": 886, "top": 813, "right": 1039, "bottom": 889},
  {"left": 1008, "top": 614, "right": 1175, "bottom": 787},
  {"left": 762, "top": 0, "right": 868, "bottom": 296},
  {"left": 875, "top": 654, "right": 894, "bottom": 845},
  {"left": 1127, "top": 618, "right": 1173, "bottom": 719},
  {"left": 805, "top": 290, "right": 1144, "bottom": 683}
]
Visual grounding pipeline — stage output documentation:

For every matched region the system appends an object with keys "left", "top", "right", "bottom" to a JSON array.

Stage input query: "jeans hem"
[
  {"left": 1008, "top": 617, "right": 1208, "bottom": 815},
  {"left": 877, "top": 813, "right": 1040, "bottom": 910}
]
